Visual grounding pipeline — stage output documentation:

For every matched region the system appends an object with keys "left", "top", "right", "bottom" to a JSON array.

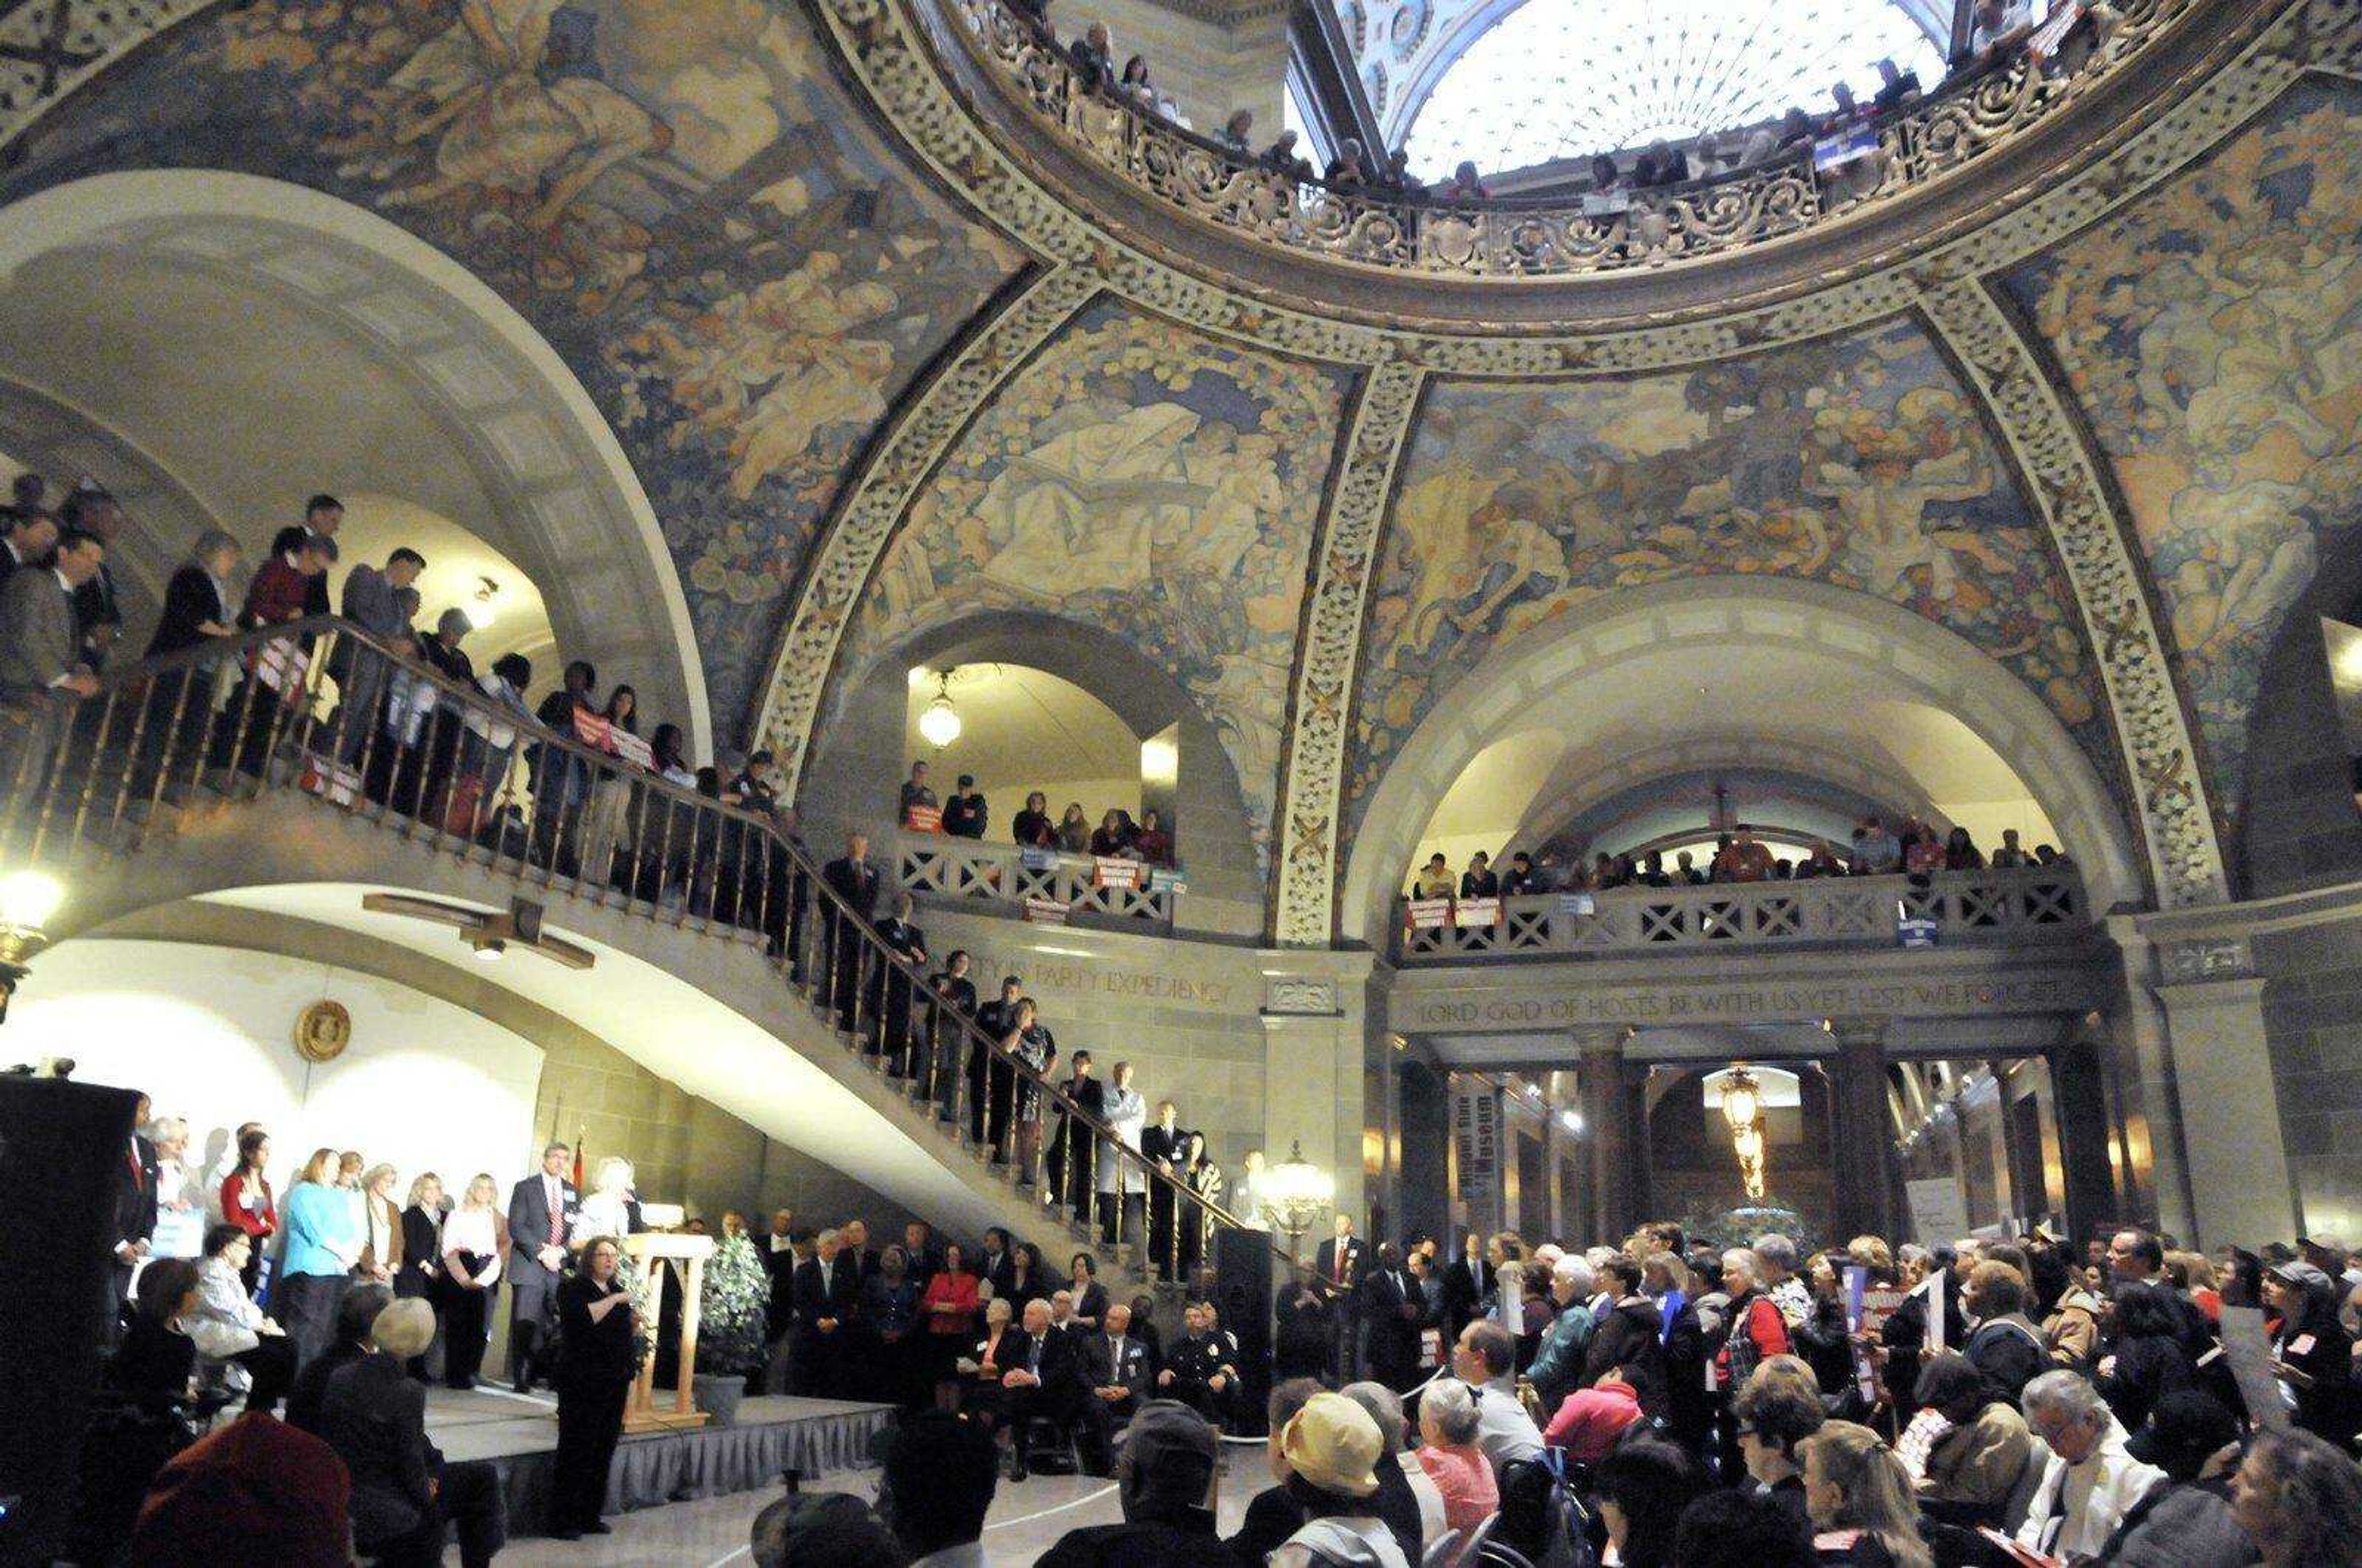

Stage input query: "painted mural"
[
  {"left": 2005, "top": 80, "right": 2362, "bottom": 813},
  {"left": 1346, "top": 317, "right": 2109, "bottom": 829},
  {"left": 0, "top": 0, "right": 1024, "bottom": 738},
  {"left": 846, "top": 300, "right": 1352, "bottom": 846}
]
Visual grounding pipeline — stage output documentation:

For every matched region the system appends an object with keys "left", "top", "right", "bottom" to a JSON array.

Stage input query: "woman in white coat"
[{"left": 1093, "top": 1060, "right": 1148, "bottom": 1249}]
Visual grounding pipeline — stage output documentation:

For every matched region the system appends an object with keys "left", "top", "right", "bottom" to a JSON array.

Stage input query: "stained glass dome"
[{"left": 1402, "top": 0, "right": 1948, "bottom": 181}]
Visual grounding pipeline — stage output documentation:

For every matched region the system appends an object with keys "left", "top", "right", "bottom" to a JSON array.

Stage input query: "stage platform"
[{"left": 423, "top": 1387, "right": 892, "bottom": 1535}]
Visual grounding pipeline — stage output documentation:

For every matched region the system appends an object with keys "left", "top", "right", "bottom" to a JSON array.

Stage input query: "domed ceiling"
[{"left": 1, "top": 0, "right": 2356, "bottom": 935}]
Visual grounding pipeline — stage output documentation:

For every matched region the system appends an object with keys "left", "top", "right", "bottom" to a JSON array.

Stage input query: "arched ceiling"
[{"left": 2, "top": 0, "right": 2353, "bottom": 941}]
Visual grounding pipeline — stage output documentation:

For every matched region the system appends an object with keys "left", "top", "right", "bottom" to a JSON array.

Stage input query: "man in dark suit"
[
  {"left": 60, "top": 484, "right": 124, "bottom": 674},
  {"left": 1049, "top": 1051, "right": 1102, "bottom": 1221},
  {"left": 1006, "top": 1299, "right": 1113, "bottom": 1475},
  {"left": 109, "top": 1092, "right": 162, "bottom": 1340},
  {"left": 901, "top": 1220, "right": 944, "bottom": 1286},
  {"left": 1091, "top": 1300, "right": 1155, "bottom": 1420},
  {"left": 1315, "top": 1212, "right": 1367, "bottom": 1380},
  {"left": 1, "top": 526, "right": 104, "bottom": 791},
  {"left": 1441, "top": 1231, "right": 1492, "bottom": 1340},
  {"left": 971, "top": 974, "right": 1024, "bottom": 1144},
  {"left": 288, "top": 1283, "right": 395, "bottom": 1435},
  {"left": 1139, "top": 1099, "right": 1185, "bottom": 1279},
  {"left": 977, "top": 1227, "right": 1019, "bottom": 1300},
  {"left": 821, "top": 832, "right": 881, "bottom": 1030},
  {"left": 761, "top": 1210, "right": 802, "bottom": 1339},
  {"left": 504, "top": 1142, "right": 580, "bottom": 1393},
  {"left": 791, "top": 1227, "right": 864, "bottom": 1397},
  {"left": 870, "top": 892, "right": 928, "bottom": 1071},
  {"left": 300, "top": 493, "right": 344, "bottom": 620},
  {"left": 1362, "top": 1242, "right": 1426, "bottom": 1392},
  {"left": 0, "top": 504, "right": 54, "bottom": 584}
]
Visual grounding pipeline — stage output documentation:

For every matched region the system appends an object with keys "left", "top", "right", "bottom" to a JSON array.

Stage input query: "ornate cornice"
[
  {"left": 814, "top": 0, "right": 2336, "bottom": 370},
  {"left": 1271, "top": 359, "right": 1425, "bottom": 946},
  {"left": 1922, "top": 279, "right": 2227, "bottom": 907},
  {"left": 755, "top": 264, "right": 1099, "bottom": 789}
]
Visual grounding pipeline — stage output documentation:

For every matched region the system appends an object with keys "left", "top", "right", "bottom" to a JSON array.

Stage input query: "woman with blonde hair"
[
  {"left": 1802, "top": 1420, "right": 1933, "bottom": 1567},
  {"left": 279, "top": 1146, "right": 359, "bottom": 1371},
  {"left": 396, "top": 1173, "right": 446, "bottom": 1382},
  {"left": 438, "top": 1173, "right": 509, "bottom": 1390},
  {"left": 356, "top": 1162, "right": 403, "bottom": 1286}
]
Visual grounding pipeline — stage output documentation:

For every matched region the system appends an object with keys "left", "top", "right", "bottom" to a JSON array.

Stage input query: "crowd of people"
[
  {"left": 996, "top": 0, "right": 2112, "bottom": 217},
  {"left": 87, "top": 1073, "right": 2362, "bottom": 1564},
  {"left": 1411, "top": 819, "right": 2075, "bottom": 902},
  {"left": 895, "top": 759, "right": 1179, "bottom": 867}
]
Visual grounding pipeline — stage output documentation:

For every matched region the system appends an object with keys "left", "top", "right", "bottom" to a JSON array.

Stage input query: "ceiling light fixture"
[
  {"left": 918, "top": 670, "right": 962, "bottom": 748},
  {"left": 464, "top": 576, "right": 501, "bottom": 631}
]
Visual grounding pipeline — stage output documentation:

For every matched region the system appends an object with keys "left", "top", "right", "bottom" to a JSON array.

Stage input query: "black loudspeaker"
[
  {"left": 0, "top": 1077, "right": 138, "bottom": 1567},
  {"left": 1213, "top": 1227, "right": 1274, "bottom": 1435}
]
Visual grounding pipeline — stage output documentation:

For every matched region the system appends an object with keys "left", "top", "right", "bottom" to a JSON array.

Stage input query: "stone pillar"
[
  {"left": 2150, "top": 966, "right": 2299, "bottom": 1251},
  {"left": 1578, "top": 1030, "right": 1637, "bottom": 1244},
  {"left": 2101, "top": 916, "right": 2197, "bottom": 1243},
  {"left": 1829, "top": 1019, "right": 1898, "bottom": 1243},
  {"left": 2049, "top": 1036, "right": 2119, "bottom": 1243}
]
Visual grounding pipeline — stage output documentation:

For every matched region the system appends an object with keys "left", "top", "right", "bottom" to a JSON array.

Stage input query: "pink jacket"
[{"left": 1544, "top": 1377, "right": 1643, "bottom": 1463}]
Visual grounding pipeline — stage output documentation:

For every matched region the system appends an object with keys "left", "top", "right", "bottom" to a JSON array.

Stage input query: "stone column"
[
  {"left": 1578, "top": 1030, "right": 1637, "bottom": 1244},
  {"left": 2150, "top": 964, "right": 2299, "bottom": 1251},
  {"left": 2101, "top": 915, "right": 2197, "bottom": 1243},
  {"left": 2049, "top": 1036, "right": 2120, "bottom": 1242},
  {"left": 1829, "top": 1019, "right": 1898, "bottom": 1243}
]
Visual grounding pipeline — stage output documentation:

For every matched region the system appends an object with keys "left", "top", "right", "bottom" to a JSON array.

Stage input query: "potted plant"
[{"left": 694, "top": 1229, "right": 771, "bottom": 1425}]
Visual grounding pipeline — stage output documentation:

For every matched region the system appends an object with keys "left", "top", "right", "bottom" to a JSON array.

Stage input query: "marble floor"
[{"left": 450, "top": 1445, "right": 1265, "bottom": 1566}]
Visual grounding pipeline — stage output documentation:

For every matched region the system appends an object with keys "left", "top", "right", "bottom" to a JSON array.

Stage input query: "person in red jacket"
[
  {"left": 215, "top": 527, "right": 334, "bottom": 774},
  {"left": 217, "top": 1129, "right": 278, "bottom": 1294},
  {"left": 1714, "top": 1248, "right": 1795, "bottom": 1478},
  {"left": 130, "top": 1411, "right": 353, "bottom": 1567}
]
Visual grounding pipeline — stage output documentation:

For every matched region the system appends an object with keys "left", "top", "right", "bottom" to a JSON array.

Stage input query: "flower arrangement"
[{"left": 701, "top": 1233, "right": 773, "bottom": 1380}]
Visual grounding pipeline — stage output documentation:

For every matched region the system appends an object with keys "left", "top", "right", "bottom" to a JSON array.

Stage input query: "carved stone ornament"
[{"left": 294, "top": 998, "right": 354, "bottom": 1063}]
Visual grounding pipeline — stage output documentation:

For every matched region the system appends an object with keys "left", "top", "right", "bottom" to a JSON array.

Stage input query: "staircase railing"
[{"left": 0, "top": 617, "right": 1283, "bottom": 1284}]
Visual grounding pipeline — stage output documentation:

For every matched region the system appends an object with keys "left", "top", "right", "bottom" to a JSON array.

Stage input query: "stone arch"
[
  {"left": 800, "top": 610, "right": 1268, "bottom": 936},
  {"left": 1506, "top": 734, "right": 1952, "bottom": 855},
  {"left": 1339, "top": 575, "right": 2144, "bottom": 946},
  {"left": 0, "top": 169, "right": 710, "bottom": 755}
]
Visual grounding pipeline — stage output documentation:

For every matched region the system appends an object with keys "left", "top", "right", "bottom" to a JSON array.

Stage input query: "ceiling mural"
[
  {"left": 1345, "top": 316, "right": 2112, "bottom": 836},
  {"left": 844, "top": 298, "right": 1353, "bottom": 851},
  {"left": 2004, "top": 78, "right": 2362, "bottom": 817},
  {"left": 0, "top": 0, "right": 1024, "bottom": 741}
]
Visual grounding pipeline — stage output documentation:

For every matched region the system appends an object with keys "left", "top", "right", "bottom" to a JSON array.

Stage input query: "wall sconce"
[{"left": 0, "top": 869, "right": 65, "bottom": 1025}]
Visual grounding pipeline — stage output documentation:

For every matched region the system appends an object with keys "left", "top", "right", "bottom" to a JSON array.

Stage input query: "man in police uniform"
[{"left": 1156, "top": 1299, "right": 1240, "bottom": 1428}]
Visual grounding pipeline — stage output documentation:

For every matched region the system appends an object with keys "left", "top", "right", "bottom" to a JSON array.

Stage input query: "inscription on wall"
[
  {"left": 1397, "top": 971, "right": 2104, "bottom": 1032},
  {"left": 956, "top": 946, "right": 1241, "bottom": 1011}
]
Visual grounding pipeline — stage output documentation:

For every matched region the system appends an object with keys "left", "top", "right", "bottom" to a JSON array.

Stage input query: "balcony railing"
[
  {"left": 891, "top": 827, "right": 1180, "bottom": 931},
  {"left": 1394, "top": 867, "right": 2088, "bottom": 962},
  {"left": 0, "top": 619, "right": 1277, "bottom": 1285},
  {"left": 945, "top": 0, "right": 2192, "bottom": 278}
]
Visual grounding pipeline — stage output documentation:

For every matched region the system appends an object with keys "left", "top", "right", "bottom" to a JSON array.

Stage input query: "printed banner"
[
  {"left": 1453, "top": 897, "right": 1501, "bottom": 928},
  {"left": 1557, "top": 891, "right": 1597, "bottom": 917},
  {"left": 1452, "top": 1084, "right": 1500, "bottom": 1238},
  {"left": 1023, "top": 896, "right": 1069, "bottom": 925},
  {"left": 1148, "top": 867, "right": 1188, "bottom": 896},
  {"left": 904, "top": 803, "right": 944, "bottom": 834},
  {"left": 298, "top": 752, "right": 362, "bottom": 808},
  {"left": 1813, "top": 125, "right": 1879, "bottom": 171},
  {"left": 571, "top": 706, "right": 610, "bottom": 750},
  {"left": 1020, "top": 846, "right": 1060, "bottom": 872},
  {"left": 1093, "top": 856, "right": 1144, "bottom": 889},
  {"left": 1406, "top": 898, "right": 1453, "bottom": 929},
  {"left": 252, "top": 638, "right": 308, "bottom": 694},
  {"left": 609, "top": 727, "right": 653, "bottom": 771}
]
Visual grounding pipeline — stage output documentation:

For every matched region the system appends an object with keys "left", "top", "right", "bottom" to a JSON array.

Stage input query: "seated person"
[
  {"left": 129, "top": 1408, "right": 353, "bottom": 1566},
  {"left": 285, "top": 1283, "right": 394, "bottom": 1435},
  {"left": 1156, "top": 1300, "right": 1239, "bottom": 1427},
  {"left": 320, "top": 1300, "right": 506, "bottom": 1567},
  {"left": 1091, "top": 1301, "right": 1155, "bottom": 1420},
  {"left": 1039, "top": 1400, "right": 1222, "bottom": 1566},
  {"left": 1545, "top": 1369, "right": 1647, "bottom": 1465},
  {"left": 961, "top": 1296, "right": 1024, "bottom": 1429},
  {"left": 1001, "top": 1297, "right": 1113, "bottom": 1478},
  {"left": 1912, "top": 1352, "right": 2038, "bottom": 1528}
]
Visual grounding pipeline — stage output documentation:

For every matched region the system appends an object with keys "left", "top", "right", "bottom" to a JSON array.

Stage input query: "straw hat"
[{"left": 1280, "top": 1391, "right": 1384, "bottom": 1498}]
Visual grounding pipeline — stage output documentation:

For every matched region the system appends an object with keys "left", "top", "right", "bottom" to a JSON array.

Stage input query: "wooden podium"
[{"left": 621, "top": 1232, "right": 718, "bottom": 1433}]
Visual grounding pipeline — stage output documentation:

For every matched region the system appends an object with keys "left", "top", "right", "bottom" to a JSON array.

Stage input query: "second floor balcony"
[{"left": 1394, "top": 865, "right": 2087, "bottom": 963}]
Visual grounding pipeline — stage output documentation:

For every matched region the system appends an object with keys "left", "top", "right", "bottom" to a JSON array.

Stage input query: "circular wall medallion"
[
  {"left": 294, "top": 999, "right": 354, "bottom": 1063},
  {"left": 1391, "top": 0, "right": 1430, "bottom": 52}
]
